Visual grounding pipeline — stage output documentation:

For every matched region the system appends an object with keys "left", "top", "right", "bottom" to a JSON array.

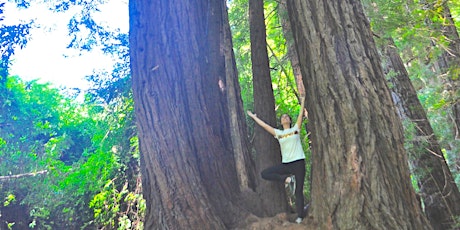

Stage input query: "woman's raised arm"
[
  {"left": 247, "top": 111, "right": 276, "bottom": 136},
  {"left": 296, "top": 97, "right": 306, "bottom": 128}
]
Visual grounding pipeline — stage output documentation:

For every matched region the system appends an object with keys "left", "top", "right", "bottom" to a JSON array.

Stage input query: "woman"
[{"left": 247, "top": 97, "right": 306, "bottom": 224}]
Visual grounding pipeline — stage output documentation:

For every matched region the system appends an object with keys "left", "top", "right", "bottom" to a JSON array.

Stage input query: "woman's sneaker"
[{"left": 295, "top": 217, "right": 302, "bottom": 224}]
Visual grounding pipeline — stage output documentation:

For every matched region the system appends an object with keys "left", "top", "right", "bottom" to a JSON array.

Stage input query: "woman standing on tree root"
[{"left": 247, "top": 97, "right": 306, "bottom": 224}]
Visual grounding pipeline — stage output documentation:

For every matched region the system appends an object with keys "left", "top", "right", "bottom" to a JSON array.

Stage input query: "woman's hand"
[
  {"left": 246, "top": 110, "right": 275, "bottom": 136},
  {"left": 296, "top": 96, "right": 306, "bottom": 128}
]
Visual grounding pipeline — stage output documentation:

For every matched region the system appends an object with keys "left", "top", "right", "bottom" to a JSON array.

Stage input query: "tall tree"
[
  {"left": 249, "top": 0, "right": 288, "bottom": 216},
  {"left": 222, "top": 3, "right": 257, "bottom": 192},
  {"left": 382, "top": 38, "right": 460, "bottom": 230},
  {"left": 361, "top": 1, "right": 460, "bottom": 227},
  {"left": 286, "top": 0, "right": 431, "bottom": 229},
  {"left": 424, "top": 0, "right": 460, "bottom": 142},
  {"left": 129, "top": 0, "right": 253, "bottom": 228},
  {"left": 423, "top": 1, "right": 460, "bottom": 182},
  {"left": 278, "top": 0, "right": 305, "bottom": 98}
]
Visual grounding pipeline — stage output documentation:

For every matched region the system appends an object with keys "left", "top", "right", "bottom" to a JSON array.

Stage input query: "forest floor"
[
  {"left": 233, "top": 212, "right": 316, "bottom": 230},
  {"left": 229, "top": 187, "right": 317, "bottom": 229}
]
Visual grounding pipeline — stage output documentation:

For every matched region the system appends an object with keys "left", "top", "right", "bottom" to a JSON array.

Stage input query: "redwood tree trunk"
[
  {"left": 278, "top": 0, "right": 305, "bottom": 98},
  {"left": 431, "top": 3, "right": 460, "bottom": 183},
  {"left": 382, "top": 38, "right": 460, "bottom": 230},
  {"left": 433, "top": 3, "right": 460, "bottom": 140},
  {"left": 222, "top": 4, "right": 257, "bottom": 192},
  {"left": 129, "top": 0, "right": 248, "bottom": 228},
  {"left": 249, "top": 0, "right": 288, "bottom": 216},
  {"left": 286, "top": 0, "right": 431, "bottom": 229}
]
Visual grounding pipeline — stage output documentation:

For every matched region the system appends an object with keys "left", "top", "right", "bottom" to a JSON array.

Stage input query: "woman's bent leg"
[{"left": 261, "top": 164, "right": 291, "bottom": 182}]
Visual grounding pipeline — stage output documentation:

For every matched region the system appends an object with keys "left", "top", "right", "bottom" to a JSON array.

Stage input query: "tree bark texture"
[
  {"left": 249, "top": 0, "right": 289, "bottom": 216},
  {"left": 382, "top": 38, "right": 460, "bottom": 230},
  {"left": 222, "top": 2, "right": 258, "bottom": 192},
  {"left": 278, "top": 0, "right": 305, "bottom": 98},
  {"left": 286, "top": 1, "right": 431, "bottom": 229},
  {"left": 129, "top": 0, "right": 248, "bottom": 228}
]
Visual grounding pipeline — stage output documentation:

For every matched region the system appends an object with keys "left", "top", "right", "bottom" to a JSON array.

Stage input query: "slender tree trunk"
[
  {"left": 420, "top": 1, "right": 460, "bottom": 181},
  {"left": 286, "top": 0, "right": 431, "bottom": 229},
  {"left": 248, "top": 0, "right": 289, "bottom": 217},
  {"left": 223, "top": 15, "right": 265, "bottom": 216},
  {"left": 382, "top": 38, "right": 460, "bottom": 230},
  {"left": 431, "top": 3, "right": 460, "bottom": 140},
  {"left": 278, "top": 0, "right": 305, "bottom": 98},
  {"left": 129, "top": 0, "right": 248, "bottom": 228},
  {"left": 430, "top": 3, "right": 460, "bottom": 182},
  {"left": 222, "top": 3, "right": 258, "bottom": 192}
]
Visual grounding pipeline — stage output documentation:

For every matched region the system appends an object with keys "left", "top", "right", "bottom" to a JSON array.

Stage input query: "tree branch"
[{"left": 0, "top": 170, "right": 48, "bottom": 181}]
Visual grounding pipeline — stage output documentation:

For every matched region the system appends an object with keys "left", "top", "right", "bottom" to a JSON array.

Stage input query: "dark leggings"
[{"left": 261, "top": 159, "right": 305, "bottom": 218}]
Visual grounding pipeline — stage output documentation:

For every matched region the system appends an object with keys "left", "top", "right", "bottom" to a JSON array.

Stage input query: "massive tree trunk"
[
  {"left": 129, "top": 0, "right": 250, "bottom": 228},
  {"left": 249, "top": 0, "right": 288, "bottom": 216},
  {"left": 382, "top": 38, "right": 460, "bottom": 230},
  {"left": 286, "top": 1, "right": 431, "bottom": 229}
]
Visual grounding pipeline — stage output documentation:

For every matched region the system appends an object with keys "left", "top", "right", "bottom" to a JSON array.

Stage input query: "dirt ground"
[
  {"left": 232, "top": 212, "right": 317, "bottom": 230},
  {"left": 230, "top": 187, "right": 317, "bottom": 229}
]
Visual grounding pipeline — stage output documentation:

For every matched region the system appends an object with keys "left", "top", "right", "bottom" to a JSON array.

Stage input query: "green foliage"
[
  {"left": 0, "top": 76, "right": 143, "bottom": 229},
  {"left": 1, "top": 77, "right": 61, "bottom": 175},
  {"left": 89, "top": 178, "right": 145, "bottom": 229},
  {"left": 451, "top": 0, "right": 460, "bottom": 28},
  {"left": 7, "top": 222, "right": 14, "bottom": 230},
  {"left": 3, "top": 193, "right": 15, "bottom": 206}
]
